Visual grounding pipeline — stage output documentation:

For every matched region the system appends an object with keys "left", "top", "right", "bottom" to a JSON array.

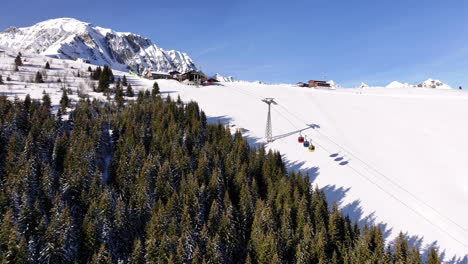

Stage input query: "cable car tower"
[{"left": 262, "top": 98, "right": 277, "bottom": 142}]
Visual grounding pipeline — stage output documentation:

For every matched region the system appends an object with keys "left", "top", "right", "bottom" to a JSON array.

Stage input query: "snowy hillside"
[
  {"left": 0, "top": 18, "right": 197, "bottom": 74},
  {"left": 0, "top": 48, "right": 142, "bottom": 108},
  {"left": 1, "top": 50, "right": 467, "bottom": 262},
  {"left": 141, "top": 80, "right": 468, "bottom": 263}
]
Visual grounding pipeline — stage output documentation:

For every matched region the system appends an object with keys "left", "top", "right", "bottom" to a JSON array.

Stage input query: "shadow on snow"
[{"left": 208, "top": 115, "right": 468, "bottom": 263}]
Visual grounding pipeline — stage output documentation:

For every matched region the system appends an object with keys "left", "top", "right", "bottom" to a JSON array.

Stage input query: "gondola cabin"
[
  {"left": 298, "top": 136, "right": 304, "bottom": 143},
  {"left": 308, "top": 144, "right": 315, "bottom": 152}
]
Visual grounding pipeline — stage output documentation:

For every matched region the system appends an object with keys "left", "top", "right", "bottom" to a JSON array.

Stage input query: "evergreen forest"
[{"left": 0, "top": 92, "right": 440, "bottom": 263}]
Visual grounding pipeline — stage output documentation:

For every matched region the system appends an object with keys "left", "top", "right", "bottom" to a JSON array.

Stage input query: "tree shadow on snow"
[
  {"left": 282, "top": 158, "right": 467, "bottom": 263},
  {"left": 0, "top": 91, "right": 26, "bottom": 96},
  {"left": 285, "top": 159, "right": 320, "bottom": 183},
  {"left": 160, "top": 90, "right": 177, "bottom": 94},
  {"left": 207, "top": 115, "right": 263, "bottom": 148},
  {"left": 207, "top": 115, "right": 233, "bottom": 126}
]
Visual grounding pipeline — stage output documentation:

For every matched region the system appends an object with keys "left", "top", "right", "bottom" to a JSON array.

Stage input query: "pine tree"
[
  {"left": 98, "top": 71, "right": 109, "bottom": 93},
  {"left": 81, "top": 203, "right": 99, "bottom": 262},
  {"left": 408, "top": 246, "right": 422, "bottom": 264},
  {"left": 426, "top": 248, "right": 441, "bottom": 264},
  {"left": 60, "top": 89, "right": 69, "bottom": 112},
  {"left": 250, "top": 201, "right": 277, "bottom": 264},
  {"left": 93, "top": 66, "right": 102, "bottom": 81},
  {"left": 130, "top": 239, "right": 144, "bottom": 264},
  {"left": 88, "top": 66, "right": 92, "bottom": 72},
  {"left": 295, "top": 223, "right": 316, "bottom": 263},
  {"left": 115, "top": 82, "right": 124, "bottom": 107},
  {"left": 329, "top": 202, "right": 345, "bottom": 248},
  {"left": 1, "top": 226, "right": 27, "bottom": 264},
  {"left": 394, "top": 232, "right": 409, "bottom": 263},
  {"left": 0, "top": 75, "right": 3, "bottom": 84},
  {"left": 152, "top": 82, "right": 160, "bottom": 96},
  {"left": 35, "top": 71, "right": 44, "bottom": 83},
  {"left": 0, "top": 209, "right": 14, "bottom": 254},
  {"left": 126, "top": 84, "right": 134, "bottom": 97},
  {"left": 42, "top": 92, "right": 51, "bottom": 110},
  {"left": 96, "top": 65, "right": 114, "bottom": 93},
  {"left": 122, "top": 75, "right": 128, "bottom": 86},
  {"left": 90, "top": 244, "right": 113, "bottom": 264},
  {"left": 144, "top": 205, "right": 164, "bottom": 263},
  {"left": 15, "top": 53, "right": 23, "bottom": 67},
  {"left": 45, "top": 61, "right": 50, "bottom": 69}
]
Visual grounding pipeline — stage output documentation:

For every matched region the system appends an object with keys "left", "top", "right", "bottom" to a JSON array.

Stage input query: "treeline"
[
  {"left": 0, "top": 93, "right": 441, "bottom": 263},
  {"left": 88, "top": 65, "right": 134, "bottom": 105}
]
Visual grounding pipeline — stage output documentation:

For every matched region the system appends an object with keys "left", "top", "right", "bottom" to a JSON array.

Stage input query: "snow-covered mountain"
[
  {"left": 386, "top": 81, "right": 411, "bottom": 88},
  {"left": 0, "top": 18, "right": 198, "bottom": 74},
  {"left": 416, "top": 78, "right": 452, "bottom": 89},
  {"left": 214, "top": 73, "right": 235, "bottom": 82}
]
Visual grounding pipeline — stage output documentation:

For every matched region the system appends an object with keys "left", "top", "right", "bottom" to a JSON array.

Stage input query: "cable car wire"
[{"left": 277, "top": 101, "right": 468, "bottom": 235}]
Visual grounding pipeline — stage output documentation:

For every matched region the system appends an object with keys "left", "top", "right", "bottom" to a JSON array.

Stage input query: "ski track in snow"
[{"left": 1, "top": 50, "right": 468, "bottom": 263}]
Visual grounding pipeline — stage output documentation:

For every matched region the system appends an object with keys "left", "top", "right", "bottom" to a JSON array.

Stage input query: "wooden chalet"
[
  {"left": 145, "top": 71, "right": 171, "bottom": 80},
  {"left": 169, "top": 71, "right": 181, "bottom": 79},
  {"left": 206, "top": 78, "right": 219, "bottom": 83},
  {"left": 308, "top": 80, "right": 331, "bottom": 88},
  {"left": 178, "top": 70, "right": 207, "bottom": 84}
]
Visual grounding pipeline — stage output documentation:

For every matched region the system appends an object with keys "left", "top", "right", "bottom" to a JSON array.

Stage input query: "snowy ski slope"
[
  {"left": 144, "top": 80, "right": 468, "bottom": 263},
  {"left": 1, "top": 50, "right": 467, "bottom": 262}
]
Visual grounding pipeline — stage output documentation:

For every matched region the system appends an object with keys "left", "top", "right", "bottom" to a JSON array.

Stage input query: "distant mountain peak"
[
  {"left": 358, "top": 82, "right": 369, "bottom": 88},
  {"left": 417, "top": 78, "right": 451, "bottom": 89},
  {"left": 386, "top": 81, "right": 411, "bottom": 88},
  {"left": 214, "top": 73, "right": 235, "bottom": 82},
  {"left": 383, "top": 79, "right": 452, "bottom": 89},
  {"left": 0, "top": 18, "right": 198, "bottom": 74}
]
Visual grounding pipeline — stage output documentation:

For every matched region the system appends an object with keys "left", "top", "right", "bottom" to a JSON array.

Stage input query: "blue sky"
[{"left": 1, "top": 0, "right": 468, "bottom": 87}]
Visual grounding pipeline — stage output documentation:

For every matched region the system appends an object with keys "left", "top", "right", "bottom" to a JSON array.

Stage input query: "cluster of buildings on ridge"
[
  {"left": 143, "top": 68, "right": 333, "bottom": 88},
  {"left": 296, "top": 80, "right": 331, "bottom": 88},
  {"left": 143, "top": 70, "right": 219, "bottom": 86}
]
